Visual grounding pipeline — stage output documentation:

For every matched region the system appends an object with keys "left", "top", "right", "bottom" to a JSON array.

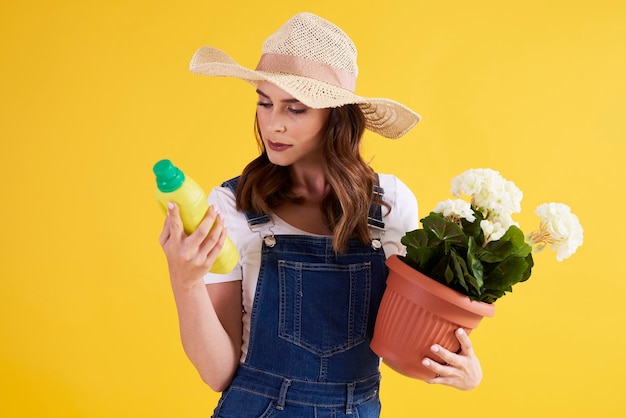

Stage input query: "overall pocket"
[{"left": 278, "top": 260, "right": 372, "bottom": 356}]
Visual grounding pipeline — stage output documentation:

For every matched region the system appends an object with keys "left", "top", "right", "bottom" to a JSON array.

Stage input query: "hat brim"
[{"left": 190, "top": 47, "right": 421, "bottom": 139}]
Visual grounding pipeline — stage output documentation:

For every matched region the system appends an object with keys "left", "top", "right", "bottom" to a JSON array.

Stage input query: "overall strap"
[{"left": 368, "top": 174, "right": 385, "bottom": 230}]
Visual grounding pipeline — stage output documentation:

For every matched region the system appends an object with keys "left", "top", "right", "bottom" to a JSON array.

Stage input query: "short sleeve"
[
  {"left": 378, "top": 174, "right": 419, "bottom": 258},
  {"left": 202, "top": 186, "right": 244, "bottom": 284},
  {"left": 394, "top": 176, "right": 419, "bottom": 232}
]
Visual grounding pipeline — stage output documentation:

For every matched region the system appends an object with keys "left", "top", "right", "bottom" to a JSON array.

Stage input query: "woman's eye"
[
  {"left": 257, "top": 101, "right": 272, "bottom": 108},
  {"left": 288, "top": 107, "right": 306, "bottom": 114}
]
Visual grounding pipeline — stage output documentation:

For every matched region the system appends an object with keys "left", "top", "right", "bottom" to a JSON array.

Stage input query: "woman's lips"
[{"left": 267, "top": 140, "right": 292, "bottom": 151}]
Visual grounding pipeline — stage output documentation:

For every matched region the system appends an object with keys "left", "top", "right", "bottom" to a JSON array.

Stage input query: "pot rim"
[{"left": 386, "top": 254, "right": 496, "bottom": 318}]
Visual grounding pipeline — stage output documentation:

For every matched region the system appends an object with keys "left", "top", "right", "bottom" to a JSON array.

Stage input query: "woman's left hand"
[{"left": 421, "top": 328, "right": 482, "bottom": 390}]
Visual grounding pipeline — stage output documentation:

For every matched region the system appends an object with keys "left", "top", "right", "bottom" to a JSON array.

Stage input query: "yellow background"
[{"left": 1, "top": 0, "right": 624, "bottom": 416}]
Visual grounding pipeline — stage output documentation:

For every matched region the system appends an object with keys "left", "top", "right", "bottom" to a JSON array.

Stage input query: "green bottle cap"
[{"left": 153, "top": 159, "right": 185, "bottom": 192}]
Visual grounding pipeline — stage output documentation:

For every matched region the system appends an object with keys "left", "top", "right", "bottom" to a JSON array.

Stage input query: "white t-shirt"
[{"left": 203, "top": 173, "right": 419, "bottom": 360}]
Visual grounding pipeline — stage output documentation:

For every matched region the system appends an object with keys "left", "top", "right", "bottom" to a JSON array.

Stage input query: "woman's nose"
[{"left": 268, "top": 110, "right": 286, "bottom": 132}]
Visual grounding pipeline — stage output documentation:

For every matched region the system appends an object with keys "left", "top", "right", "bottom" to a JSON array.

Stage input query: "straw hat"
[{"left": 189, "top": 12, "right": 421, "bottom": 139}]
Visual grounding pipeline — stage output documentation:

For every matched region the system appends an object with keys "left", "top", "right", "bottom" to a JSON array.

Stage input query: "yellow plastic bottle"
[{"left": 153, "top": 159, "right": 239, "bottom": 274}]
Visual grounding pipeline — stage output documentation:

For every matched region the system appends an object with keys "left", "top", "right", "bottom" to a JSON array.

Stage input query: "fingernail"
[
  {"left": 431, "top": 345, "right": 439, "bottom": 353},
  {"left": 457, "top": 328, "right": 465, "bottom": 336},
  {"left": 167, "top": 202, "right": 174, "bottom": 210},
  {"left": 422, "top": 359, "right": 431, "bottom": 367}
]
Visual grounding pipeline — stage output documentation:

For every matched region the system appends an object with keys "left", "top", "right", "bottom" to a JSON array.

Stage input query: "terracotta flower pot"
[{"left": 371, "top": 255, "right": 496, "bottom": 380}]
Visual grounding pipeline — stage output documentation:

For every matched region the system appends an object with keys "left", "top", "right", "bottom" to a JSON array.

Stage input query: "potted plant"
[{"left": 371, "top": 168, "right": 584, "bottom": 380}]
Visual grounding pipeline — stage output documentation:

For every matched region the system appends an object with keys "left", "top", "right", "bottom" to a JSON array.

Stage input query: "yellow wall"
[{"left": 1, "top": 1, "right": 624, "bottom": 416}]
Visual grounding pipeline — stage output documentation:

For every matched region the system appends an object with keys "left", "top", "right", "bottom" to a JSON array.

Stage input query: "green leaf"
[
  {"left": 402, "top": 229, "right": 440, "bottom": 271},
  {"left": 401, "top": 228, "right": 430, "bottom": 249},
  {"left": 467, "top": 237, "right": 484, "bottom": 286},
  {"left": 444, "top": 262, "right": 455, "bottom": 286},
  {"left": 461, "top": 210, "right": 485, "bottom": 243},
  {"left": 480, "top": 225, "right": 532, "bottom": 263},
  {"left": 450, "top": 251, "right": 470, "bottom": 292},
  {"left": 484, "top": 256, "right": 531, "bottom": 291},
  {"left": 421, "top": 213, "right": 468, "bottom": 249}
]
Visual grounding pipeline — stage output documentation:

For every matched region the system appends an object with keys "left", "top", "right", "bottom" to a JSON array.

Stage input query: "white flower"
[
  {"left": 492, "top": 213, "right": 518, "bottom": 230},
  {"left": 502, "top": 180, "right": 523, "bottom": 214},
  {"left": 480, "top": 220, "right": 505, "bottom": 242},
  {"left": 531, "top": 203, "right": 584, "bottom": 261},
  {"left": 451, "top": 168, "right": 522, "bottom": 216},
  {"left": 433, "top": 199, "right": 476, "bottom": 222},
  {"left": 451, "top": 168, "right": 500, "bottom": 199}
]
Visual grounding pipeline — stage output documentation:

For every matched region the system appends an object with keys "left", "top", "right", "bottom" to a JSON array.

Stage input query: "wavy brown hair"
[{"left": 236, "top": 104, "right": 386, "bottom": 252}]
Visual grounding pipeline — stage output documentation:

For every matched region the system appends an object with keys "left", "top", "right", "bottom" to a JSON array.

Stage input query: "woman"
[{"left": 159, "top": 12, "right": 482, "bottom": 417}]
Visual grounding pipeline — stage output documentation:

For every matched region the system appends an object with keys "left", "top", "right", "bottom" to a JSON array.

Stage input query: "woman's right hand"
[{"left": 159, "top": 202, "right": 227, "bottom": 287}]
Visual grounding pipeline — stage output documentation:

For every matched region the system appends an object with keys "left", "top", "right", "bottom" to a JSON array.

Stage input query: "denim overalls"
[{"left": 212, "top": 177, "right": 388, "bottom": 418}]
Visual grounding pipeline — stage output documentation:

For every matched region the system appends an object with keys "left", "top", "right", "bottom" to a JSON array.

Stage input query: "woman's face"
[{"left": 255, "top": 81, "right": 331, "bottom": 167}]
